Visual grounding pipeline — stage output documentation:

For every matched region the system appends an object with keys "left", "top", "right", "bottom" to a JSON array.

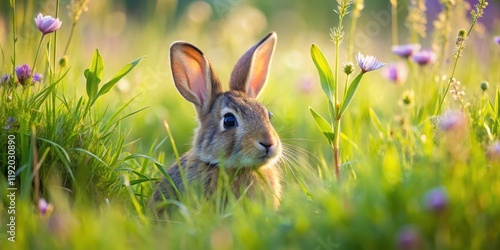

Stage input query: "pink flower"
[
  {"left": 412, "top": 50, "right": 436, "bottom": 66},
  {"left": 384, "top": 63, "right": 408, "bottom": 85},
  {"left": 35, "top": 13, "right": 62, "bottom": 35},
  {"left": 356, "top": 52, "right": 385, "bottom": 73},
  {"left": 391, "top": 44, "right": 421, "bottom": 58},
  {"left": 39, "top": 198, "right": 54, "bottom": 216}
]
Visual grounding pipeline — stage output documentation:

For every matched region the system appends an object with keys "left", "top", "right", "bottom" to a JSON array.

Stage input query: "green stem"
[
  {"left": 343, "top": 74, "right": 350, "bottom": 98},
  {"left": 436, "top": 53, "right": 460, "bottom": 115},
  {"left": 53, "top": 0, "right": 60, "bottom": 77},
  {"left": 334, "top": 42, "right": 340, "bottom": 104},
  {"left": 11, "top": 0, "right": 16, "bottom": 80},
  {"left": 334, "top": 116, "right": 341, "bottom": 182},
  {"left": 64, "top": 23, "right": 77, "bottom": 56},
  {"left": 32, "top": 35, "right": 45, "bottom": 77},
  {"left": 391, "top": 0, "right": 398, "bottom": 46}
]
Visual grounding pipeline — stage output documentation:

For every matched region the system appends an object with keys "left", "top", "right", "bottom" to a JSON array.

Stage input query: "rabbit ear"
[
  {"left": 170, "top": 42, "right": 222, "bottom": 111},
  {"left": 229, "top": 32, "right": 277, "bottom": 98}
]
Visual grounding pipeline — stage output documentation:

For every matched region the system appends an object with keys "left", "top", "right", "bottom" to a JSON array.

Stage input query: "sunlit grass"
[{"left": 1, "top": 0, "right": 500, "bottom": 249}]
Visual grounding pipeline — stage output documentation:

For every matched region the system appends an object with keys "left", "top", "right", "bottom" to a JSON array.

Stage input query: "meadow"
[{"left": 1, "top": 0, "right": 500, "bottom": 249}]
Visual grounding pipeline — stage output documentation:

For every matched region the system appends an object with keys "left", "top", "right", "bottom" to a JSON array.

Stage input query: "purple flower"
[
  {"left": 33, "top": 73, "right": 43, "bottom": 83},
  {"left": 487, "top": 141, "right": 500, "bottom": 162},
  {"left": 2, "top": 74, "right": 9, "bottom": 85},
  {"left": 384, "top": 63, "right": 408, "bottom": 85},
  {"left": 494, "top": 36, "right": 500, "bottom": 45},
  {"left": 35, "top": 13, "right": 62, "bottom": 35},
  {"left": 391, "top": 44, "right": 421, "bottom": 58},
  {"left": 356, "top": 52, "right": 385, "bottom": 73},
  {"left": 437, "top": 110, "right": 466, "bottom": 132},
  {"left": 15, "top": 64, "right": 32, "bottom": 85},
  {"left": 412, "top": 50, "right": 436, "bottom": 66},
  {"left": 424, "top": 187, "right": 449, "bottom": 213},
  {"left": 4, "top": 117, "right": 15, "bottom": 130},
  {"left": 39, "top": 198, "right": 49, "bottom": 215},
  {"left": 397, "top": 225, "right": 420, "bottom": 250},
  {"left": 39, "top": 198, "right": 54, "bottom": 216}
]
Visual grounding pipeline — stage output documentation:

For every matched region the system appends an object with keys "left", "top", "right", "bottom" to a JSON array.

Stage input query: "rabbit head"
[{"left": 170, "top": 32, "right": 281, "bottom": 169}]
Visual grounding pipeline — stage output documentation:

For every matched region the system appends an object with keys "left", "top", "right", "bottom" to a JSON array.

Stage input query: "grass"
[{"left": 1, "top": 0, "right": 500, "bottom": 249}]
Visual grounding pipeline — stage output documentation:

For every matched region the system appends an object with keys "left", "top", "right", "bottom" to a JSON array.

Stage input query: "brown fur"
[{"left": 149, "top": 32, "right": 281, "bottom": 215}]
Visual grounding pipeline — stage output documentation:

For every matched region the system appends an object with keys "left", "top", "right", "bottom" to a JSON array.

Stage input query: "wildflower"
[
  {"left": 4, "top": 117, "right": 15, "bottom": 130},
  {"left": 449, "top": 78, "right": 470, "bottom": 110},
  {"left": 35, "top": 13, "right": 62, "bottom": 35},
  {"left": 343, "top": 62, "right": 355, "bottom": 75},
  {"left": 39, "top": 198, "right": 54, "bottom": 216},
  {"left": 437, "top": 110, "right": 466, "bottom": 131},
  {"left": 2, "top": 74, "right": 10, "bottom": 85},
  {"left": 15, "top": 64, "right": 32, "bottom": 85},
  {"left": 487, "top": 141, "right": 500, "bottom": 162},
  {"left": 33, "top": 73, "right": 43, "bottom": 83},
  {"left": 412, "top": 49, "right": 436, "bottom": 66},
  {"left": 424, "top": 187, "right": 449, "bottom": 213},
  {"left": 396, "top": 225, "right": 420, "bottom": 250},
  {"left": 449, "top": 78, "right": 465, "bottom": 101},
  {"left": 384, "top": 63, "right": 408, "bottom": 85},
  {"left": 480, "top": 81, "right": 489, "bottom": 92},
  {"left": 494, "top": 36, "right": 500, "bottom": 45},
  {"left": 356, "top": 52, "right": 385, "bottom": 73},
  {"left": 454, "top": 29, "right": 467, "bottom": 58},
  {"left": 391, "top": 44, "right": 421, "bottom": 58}
]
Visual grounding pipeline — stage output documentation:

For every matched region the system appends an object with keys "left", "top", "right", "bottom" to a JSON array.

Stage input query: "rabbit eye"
[
  {"left": 223, "top": 113, "right": 238, "bottom": 129},
  {"left": 268, "top": 111, "right": 273, "bottom": 119}
]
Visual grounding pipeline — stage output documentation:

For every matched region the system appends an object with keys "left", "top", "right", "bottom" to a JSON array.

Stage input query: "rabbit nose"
[{"left": 259, "top": 142, "right": 274, "bottom": 154}]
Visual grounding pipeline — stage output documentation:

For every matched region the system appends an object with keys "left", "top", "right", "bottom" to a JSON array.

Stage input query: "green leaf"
[
  {"left": 338, "top": 72, "right": 364, "bottom": 118},
  {"left": 309, "top": 107, "right": 334, "bottom": 145},
  {"left": 85, "top": 49, "right": 104, "bottom": 101},
  {"left": 93, "top": 57, "right": 144, "bottom": 105},
  {"left": 311, "top": 44, "right": 334, "bottom": 102}
]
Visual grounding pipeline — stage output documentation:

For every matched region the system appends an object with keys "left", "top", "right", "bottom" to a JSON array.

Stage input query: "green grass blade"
[
  {"left": 38, "top": 137, "right": 75, "bottom": 181},
  {"left": 72, "top": 148, "right": 109, "bottom": 167}
]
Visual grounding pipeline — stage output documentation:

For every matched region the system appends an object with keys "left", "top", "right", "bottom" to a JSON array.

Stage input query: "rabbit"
[{"left": 149, "top": 32, "right": 282, "bottom": 214}]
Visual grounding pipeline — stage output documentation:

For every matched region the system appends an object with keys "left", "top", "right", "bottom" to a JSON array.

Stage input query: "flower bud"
[
  {"left": 480, "top": 81, "right": 488, "bottom": 91},
  {"left": 59, "top": 56, "right": 68, "bottom": 67},
  {"left": 401, "top": 90, "right": 414, "bottom": 106},
  {"left": 343, "top": 62, "right": 354, "bottom": 75}
]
